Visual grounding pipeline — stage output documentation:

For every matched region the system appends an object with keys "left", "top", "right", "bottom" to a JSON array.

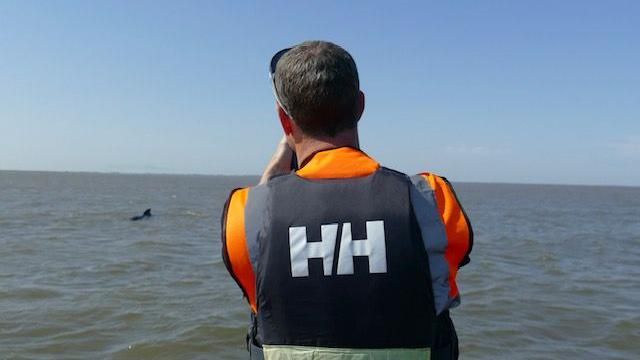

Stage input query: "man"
[{"left": 221, "top": 41, "right": 472, "bottom": 359}]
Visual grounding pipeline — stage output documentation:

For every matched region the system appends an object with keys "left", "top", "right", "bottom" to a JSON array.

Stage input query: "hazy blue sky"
[{"left": 1, "top": 1, "right": 638, "bottom": 185}]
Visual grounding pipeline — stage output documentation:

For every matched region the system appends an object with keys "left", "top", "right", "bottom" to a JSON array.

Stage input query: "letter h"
[
  {"left": 337, "top": 221, "right": 387, "bottom": 275},
  {"left": 289, "top": 224, "right": 338, "bottom": 277}
]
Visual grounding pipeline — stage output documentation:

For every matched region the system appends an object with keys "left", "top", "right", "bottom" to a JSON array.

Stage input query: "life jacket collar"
[{"left": 296, "top": 147, "right": 380, "bottom": 180}]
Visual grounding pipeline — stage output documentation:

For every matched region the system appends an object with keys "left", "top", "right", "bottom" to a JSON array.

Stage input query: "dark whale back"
[{"left": 131, "top": 208, "right": 152, "bottom": 221}]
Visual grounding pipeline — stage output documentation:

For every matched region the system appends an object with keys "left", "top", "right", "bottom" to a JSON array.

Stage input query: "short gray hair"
[{"left": 274, "top": 41, "right": 360, "bottom": 137}]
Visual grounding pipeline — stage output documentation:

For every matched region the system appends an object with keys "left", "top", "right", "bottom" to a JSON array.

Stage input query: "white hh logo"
[{"left": 288, "top": 221, "right": 387, "bottom": 277}]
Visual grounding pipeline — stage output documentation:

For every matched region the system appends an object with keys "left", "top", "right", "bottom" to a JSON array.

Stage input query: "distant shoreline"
[
  {"left": 1, "top": 169, "right": 638, "bottom": 189},
  {"left": 0, "top": 168, "right": 257, "bottom": 178}
]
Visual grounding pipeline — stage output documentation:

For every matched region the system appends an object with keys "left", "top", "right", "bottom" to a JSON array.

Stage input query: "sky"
[{"left": 1, "top": 1, "right": 638, "bottom": 186}]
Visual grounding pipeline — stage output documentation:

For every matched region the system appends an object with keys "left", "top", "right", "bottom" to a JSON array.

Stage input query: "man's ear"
[
  {"left": 355, "top": 90, "right": 365, "bottom": 121},
  {"left": 278, "top": 105, "right": 294, "bottom": 135}
]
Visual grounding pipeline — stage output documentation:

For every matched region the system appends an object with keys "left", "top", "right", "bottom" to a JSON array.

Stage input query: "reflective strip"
[
  {"left": 262, "top": 345, "right": 430, "bottom": 360},
  {"left": 410, "top": 174, "right": 452, "bottom": 314},
  {"left": 245, "top": 184, "right": 271, "bottom": 285}
]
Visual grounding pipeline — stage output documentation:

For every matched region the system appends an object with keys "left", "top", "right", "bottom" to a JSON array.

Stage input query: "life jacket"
[{"left": 221, "top": 147, "right": 473, "bottom": 359}]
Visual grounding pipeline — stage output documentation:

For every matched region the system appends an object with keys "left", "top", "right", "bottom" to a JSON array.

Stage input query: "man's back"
[{"left": 222, "top": 147, "right": 472, "bottom": 359}]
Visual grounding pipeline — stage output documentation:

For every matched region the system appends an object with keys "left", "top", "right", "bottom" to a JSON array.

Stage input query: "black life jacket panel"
[{"left": 244, "top": 168, "right": 437, "bottom": 349}]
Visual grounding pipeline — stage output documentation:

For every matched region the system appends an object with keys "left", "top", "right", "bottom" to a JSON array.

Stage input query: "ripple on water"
[
  {"left": 0, "top": 286, "right": 63, "bottom": 301},
  {"left": 110, "top": 324, "right": 246, "bottom": 360},
  {"left": 168, "top": 278, "right": 204, "bottom": 288},
  {"left": 597, "top": 315, "right": 640, "bottom": 352}
]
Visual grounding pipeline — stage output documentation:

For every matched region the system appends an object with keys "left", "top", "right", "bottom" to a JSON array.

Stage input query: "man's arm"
[
  {"left": 221, "top": 136, "right": 294, "bottom": 312},
  {"left": 259, "top": 136, "right": 295, "bottom": 185},
  {"left": 411, "top": 172, "right": 473, "bottom": 310},
  {"left": 221, "top": 187, "right": 258, "bottom": 313},
  {"left": 418, "top": 173, "right": 473, "bottom": 269}
]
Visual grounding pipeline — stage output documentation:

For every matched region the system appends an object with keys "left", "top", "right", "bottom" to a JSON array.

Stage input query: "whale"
[{"left": 130, "top": 208, "right": 152, "bottom": 221}]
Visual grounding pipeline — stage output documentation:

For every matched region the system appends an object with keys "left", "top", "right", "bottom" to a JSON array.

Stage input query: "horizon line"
[{"left": 1, "top": 168, "right": 638, "bottom": 189}]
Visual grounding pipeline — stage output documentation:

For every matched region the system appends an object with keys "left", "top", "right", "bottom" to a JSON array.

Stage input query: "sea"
[{"left": 1, "top": 170, "right": 639, "bottom": 359}]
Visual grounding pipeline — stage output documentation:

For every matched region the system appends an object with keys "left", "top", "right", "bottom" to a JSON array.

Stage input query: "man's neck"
[{"left": 294, "top": 128, "right": 360, "bottom": 168}]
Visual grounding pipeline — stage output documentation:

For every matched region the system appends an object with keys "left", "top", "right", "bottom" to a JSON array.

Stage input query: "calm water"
[{"left": 1, "top": 171, "right": 639, "bottom": 359}]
